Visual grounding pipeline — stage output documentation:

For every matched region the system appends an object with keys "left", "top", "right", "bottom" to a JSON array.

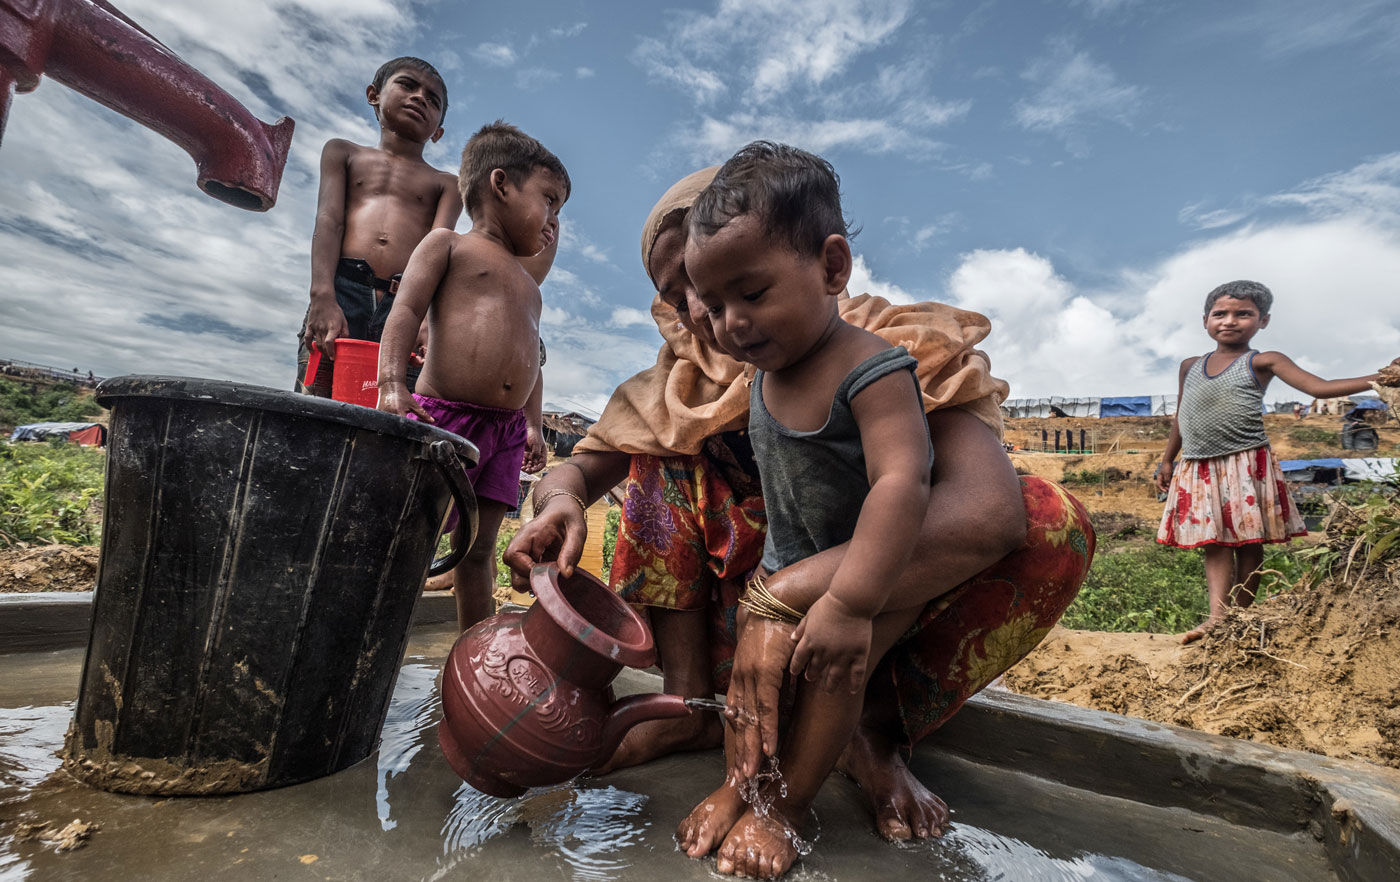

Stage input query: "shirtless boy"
[
  {"left": 377, "top": 121, "right": 568, "bottom": 630},
  {"left": 296, "top": 56, "right": 458, "bottom": 395}
]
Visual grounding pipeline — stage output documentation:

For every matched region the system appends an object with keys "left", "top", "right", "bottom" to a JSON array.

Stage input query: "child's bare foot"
[
  {"left": 715, "top": 806, "right": 803, "bottom": 879},
  {"left": 676, "top": 778, "right": 748, "bottom": 858},
  {"left": 837, "top": 725, "right": 949, "bottom": 840},
  {"left": 424, "top": 572, "right": 454, "bottom": 591},
  {"left": 592, "top": 712, "right": 723, "bottom": 775},
  {"left": 1181, "top": 618, "right": 1220, "bottom": 645}
]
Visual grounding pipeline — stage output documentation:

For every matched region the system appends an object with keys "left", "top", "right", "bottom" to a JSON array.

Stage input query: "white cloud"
[
  {"left": 1071, "top": 0, "right": 1142, "bottom": 17},
  {"left": 550, "top": 22, "right": 588, "bottom": 39},
  {"left": 515, "top": 68, "right": 561, "bottom": 90},
  {"left": 848, "top": 254, "right": 915, "bottom": 305},
  {"left": 679, "top": 113, "right": 942, "bottom": 164},
  {"left": 609, "top": 307, "right": 655, "bottom": 328},
  {"left": 637, "top": 0, "right": 911, "bottom": 106},
  {"left": 1013, "top": 38, "right": 1143, "bottom": 155},
  {"left": 471, "top": 42, "right": 517, "bottom": 67},
  {"left": 632, "top": 38, "right": 728, "bottom": 105},
  {"left": 1216, "top": 0, "right": 1400, "bottom": 59},
  {"left": 575, "top": 67, "right": 596, "bottom": 79},
  {"left": 1177, "top": 201, "right": 1250, "bottom": 231},
  {"left": 945, "top": 213, "right": 1400, "bottom": 400}
]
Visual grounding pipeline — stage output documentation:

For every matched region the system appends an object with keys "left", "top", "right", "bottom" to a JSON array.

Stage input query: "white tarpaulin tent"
[{"left": 1340, "top": 458, "right": 1399, "bottom": 482}]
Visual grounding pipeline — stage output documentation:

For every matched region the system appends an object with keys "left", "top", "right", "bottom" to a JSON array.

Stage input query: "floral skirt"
[
  {"left": 1156, "top": 446, "right": 1306, "bottom": 549},
  {"left": 610, "top": 449, "right": 1095, "bottom": 746}
]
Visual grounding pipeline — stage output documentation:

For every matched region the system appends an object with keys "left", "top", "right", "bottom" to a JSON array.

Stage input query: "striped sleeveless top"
[{"left": 1177, "top": 350, "right": 1271, "bottom": 460}]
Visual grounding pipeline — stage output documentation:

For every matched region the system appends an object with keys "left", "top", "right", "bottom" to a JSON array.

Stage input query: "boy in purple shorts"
[{"left": 377, "top": 121, "right": 567, "bottom": 630}]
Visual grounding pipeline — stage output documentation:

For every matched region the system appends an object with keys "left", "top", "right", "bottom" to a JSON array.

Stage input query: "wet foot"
[
  {"left": 592, "top": 711, "right": 723, "bottom": 775},
  {"left": 715, "top": 806, "right": 802, "bottom": 879},
  {"left": 676, "top": 778, "right": 748, "bottom": 858},
  {"left": 837, "top": 725, "right": 949, "bottom": 840}
]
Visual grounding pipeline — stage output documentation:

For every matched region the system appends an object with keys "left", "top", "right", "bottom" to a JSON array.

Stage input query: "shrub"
[
  {"left": 0, "top": 440, "right": 105, "bottom": 546},
  {"left": 0, "top": 377, "right": 101, "bottom": 429}
]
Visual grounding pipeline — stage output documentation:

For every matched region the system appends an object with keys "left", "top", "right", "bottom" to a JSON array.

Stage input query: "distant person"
[
  {"left": 1155, "top": 280, "right": 1400, "bottom": 644},
  {"left": 295, "top": 57, "right": 459, "bottom": 396},
  {"left": 377, "top": 121, "right": 565, "bottom": 631}
]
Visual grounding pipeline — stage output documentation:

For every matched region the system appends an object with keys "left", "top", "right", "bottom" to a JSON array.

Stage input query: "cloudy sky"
[{"left": 2, "top": 0, "right": 1398, "bottom": 412}]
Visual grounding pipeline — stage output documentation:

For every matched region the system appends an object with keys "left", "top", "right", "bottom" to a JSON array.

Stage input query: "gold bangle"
[
  {"left": 739, "top": 571, "right": 804, "bottom": 626},
  {"left": 535, "top": 488, "right": 587, "bottom": 513}
]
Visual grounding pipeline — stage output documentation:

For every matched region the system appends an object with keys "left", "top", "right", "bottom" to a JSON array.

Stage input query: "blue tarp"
[
  {"left": 1098, "top": 396, "right": 1152, "bottom": 417},
  {"left": 1279, "top": 458, "right": 1345, "bottom": 473}
]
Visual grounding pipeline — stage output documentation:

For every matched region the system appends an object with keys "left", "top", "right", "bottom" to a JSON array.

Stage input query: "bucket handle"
[
  {"left": 303, "top": 341, "right": 324, "bottom": 386},
  {"left": 427, "top": 440, "right": 478, "bottom": 576}
]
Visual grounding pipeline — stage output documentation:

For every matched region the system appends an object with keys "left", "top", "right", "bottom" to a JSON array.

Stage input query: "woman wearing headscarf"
[{"left": 506, "top": 166, "right": 1093, "bottom": 862}]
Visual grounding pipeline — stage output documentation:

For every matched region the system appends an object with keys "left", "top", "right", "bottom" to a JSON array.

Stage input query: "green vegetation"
[
  {"left": 1062, "top": 540, "right": 1305, "bottom": 633},
  {"left": 600, "top": 508, "right": 621, "bottom": 583},
  {"left": 0, "top": 377, "right": 101, "bottom": 429},
  {"left": 1288, "top": 425, "right": 1339, "bottom": 446},
  {"left": 0, "top": 440, "right": 106, "bottom": 547}
]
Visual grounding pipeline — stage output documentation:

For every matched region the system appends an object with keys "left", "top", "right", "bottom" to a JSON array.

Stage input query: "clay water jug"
[{"left": 439, "top": 564, "right": 691, "bottom": 797}]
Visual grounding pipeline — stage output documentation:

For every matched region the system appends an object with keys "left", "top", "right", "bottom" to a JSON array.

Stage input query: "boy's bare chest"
[{"left": 346, "top": 155, "right": 440, "bottom": 203}]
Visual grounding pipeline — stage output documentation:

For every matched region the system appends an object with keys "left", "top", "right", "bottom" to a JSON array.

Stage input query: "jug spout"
[{"left": 598, "top": 693, "right": 692, "bottom": 764}]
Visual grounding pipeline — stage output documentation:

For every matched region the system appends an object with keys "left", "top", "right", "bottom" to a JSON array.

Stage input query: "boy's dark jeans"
[{"left": 295, "top": 258, "right": 420, "bottom": 396}]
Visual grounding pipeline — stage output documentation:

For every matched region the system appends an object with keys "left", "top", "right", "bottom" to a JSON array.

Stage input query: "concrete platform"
[{"left": 3, "top": 611, "right": 1396, "bottom": 881}]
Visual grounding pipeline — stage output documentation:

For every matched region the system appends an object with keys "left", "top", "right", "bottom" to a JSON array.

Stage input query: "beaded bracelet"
[
  {"left": 534, "top": 488, "right": 587, "bottom": 513},
  {"left": 739, "top": 571, "right": 804, "bottom": 626}
]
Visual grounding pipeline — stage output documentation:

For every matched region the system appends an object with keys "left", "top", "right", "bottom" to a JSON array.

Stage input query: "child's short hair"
[
  {"left": 689, "top": 141, "right": 849, "bottom": 257},
  {"left": 371, "top": 57, "right": 448, "bottom": 121},
  {"left": 1204, "top": 280, "right": 1273, "bottom": 316},
  {"left": 458, "top": 120, "right": 571, "bottom": 216}
]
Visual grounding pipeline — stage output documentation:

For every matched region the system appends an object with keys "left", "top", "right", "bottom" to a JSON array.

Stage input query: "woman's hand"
[
  {"left": 503, "top": 498, "right": 587, "bottom": 587},
  {"left": 789, "top": 593, "right": 873, "bottom": 694},
  {"left": 727, "top": 606, "right": 798, "bottom": 781}
]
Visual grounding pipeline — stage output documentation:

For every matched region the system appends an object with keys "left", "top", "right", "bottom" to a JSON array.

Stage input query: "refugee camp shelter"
[
  {"left": 1000, "top": 396, "right": 1178, "bottom": 419},
  {"left": 9, "top": 421, "right": 106, "bottom": 446},
  {"left": 541, "top": 410, "right": 595, "bottom": 457}
]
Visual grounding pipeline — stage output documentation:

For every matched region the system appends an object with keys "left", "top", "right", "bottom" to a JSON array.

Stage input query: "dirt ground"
[
  {"left": 1005, "top": 506, "right": 1400, "bottom": 769},
  {"left": 0, "top": 545, "right": 99, "bottom": 593}
]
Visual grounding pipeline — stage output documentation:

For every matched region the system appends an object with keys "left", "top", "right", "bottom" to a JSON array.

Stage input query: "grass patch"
[
  {"left": 1289, "top": 426, "right": 1339, "bottom": 446},
  {"left": 1063, "top": 531, "right": 1304, "bottom": 634},
  {"left": 0, "top": 440, "right": 106, "bottom": 546}
]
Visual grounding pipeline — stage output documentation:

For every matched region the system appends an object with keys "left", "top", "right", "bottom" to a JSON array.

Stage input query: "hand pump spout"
[{"left": 0, "top": 0, "right": 293, "bottom": 211}]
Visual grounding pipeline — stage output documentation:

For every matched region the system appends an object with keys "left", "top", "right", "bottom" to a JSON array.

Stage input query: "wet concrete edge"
[
  {"left": 925, "top": 690, "right": 1400, "bottom": 882},
  {"left": 7, "top": 605, "right": 1397, "bottom": 882},
  {"left": 0, "top": 591, "right": 457, "bottom": 653}
]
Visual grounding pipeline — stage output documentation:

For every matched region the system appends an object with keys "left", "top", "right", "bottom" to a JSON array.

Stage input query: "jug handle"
[{"left": 427, "top": 439, "right": 479, "bottom": 576}]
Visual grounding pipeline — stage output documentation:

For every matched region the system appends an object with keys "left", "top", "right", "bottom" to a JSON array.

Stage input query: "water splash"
[
  {"left": 683, "top": 697, "right": 757, "bottom": 727},
  {"left": 375, "top": 661, "right": 442, "bottom": 831},
  {"left": 431, "top": 783, "right": 650, "bottom": 881}
]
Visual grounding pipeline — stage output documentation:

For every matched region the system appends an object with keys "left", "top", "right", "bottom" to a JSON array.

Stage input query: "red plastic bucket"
[{"left": 303, "top": 339, "right": 380, "bottom": 407}]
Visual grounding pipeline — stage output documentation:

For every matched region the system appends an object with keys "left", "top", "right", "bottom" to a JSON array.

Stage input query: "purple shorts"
[{"left": 409, "top": 394, "right": 527, "bottom": 509}]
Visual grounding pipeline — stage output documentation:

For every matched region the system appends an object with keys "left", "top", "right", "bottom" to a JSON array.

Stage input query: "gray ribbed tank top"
[
  {"left": 1178, "top": 350, "right": 1271, "bottom": 459},
  {"left": 750, "top": 346, "right": 933, "bottom": 572}
]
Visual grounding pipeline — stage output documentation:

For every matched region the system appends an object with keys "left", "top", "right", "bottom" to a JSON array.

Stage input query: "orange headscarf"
[{"left": 574, "top": 169, "right": 1008, "bottom": 457}]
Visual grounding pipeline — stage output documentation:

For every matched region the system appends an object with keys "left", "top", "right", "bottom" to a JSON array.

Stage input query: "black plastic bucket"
[{"left": 64, "top": 376, "right": 478, "bottom": 795}]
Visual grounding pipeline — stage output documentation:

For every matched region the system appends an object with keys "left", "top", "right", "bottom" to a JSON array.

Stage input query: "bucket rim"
[{"left": 95, "top": 375, "right": 479, "bottom": 465}]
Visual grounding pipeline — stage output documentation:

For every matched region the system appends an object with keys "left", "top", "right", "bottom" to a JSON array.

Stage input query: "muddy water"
[{"left": 0, "top": 625, "right": 1337, "bottom": 881}]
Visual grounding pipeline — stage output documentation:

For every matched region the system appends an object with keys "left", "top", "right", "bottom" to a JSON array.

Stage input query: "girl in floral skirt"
[{"left": 1155, "top": 280, "right": 1398, "bottom": 643}]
